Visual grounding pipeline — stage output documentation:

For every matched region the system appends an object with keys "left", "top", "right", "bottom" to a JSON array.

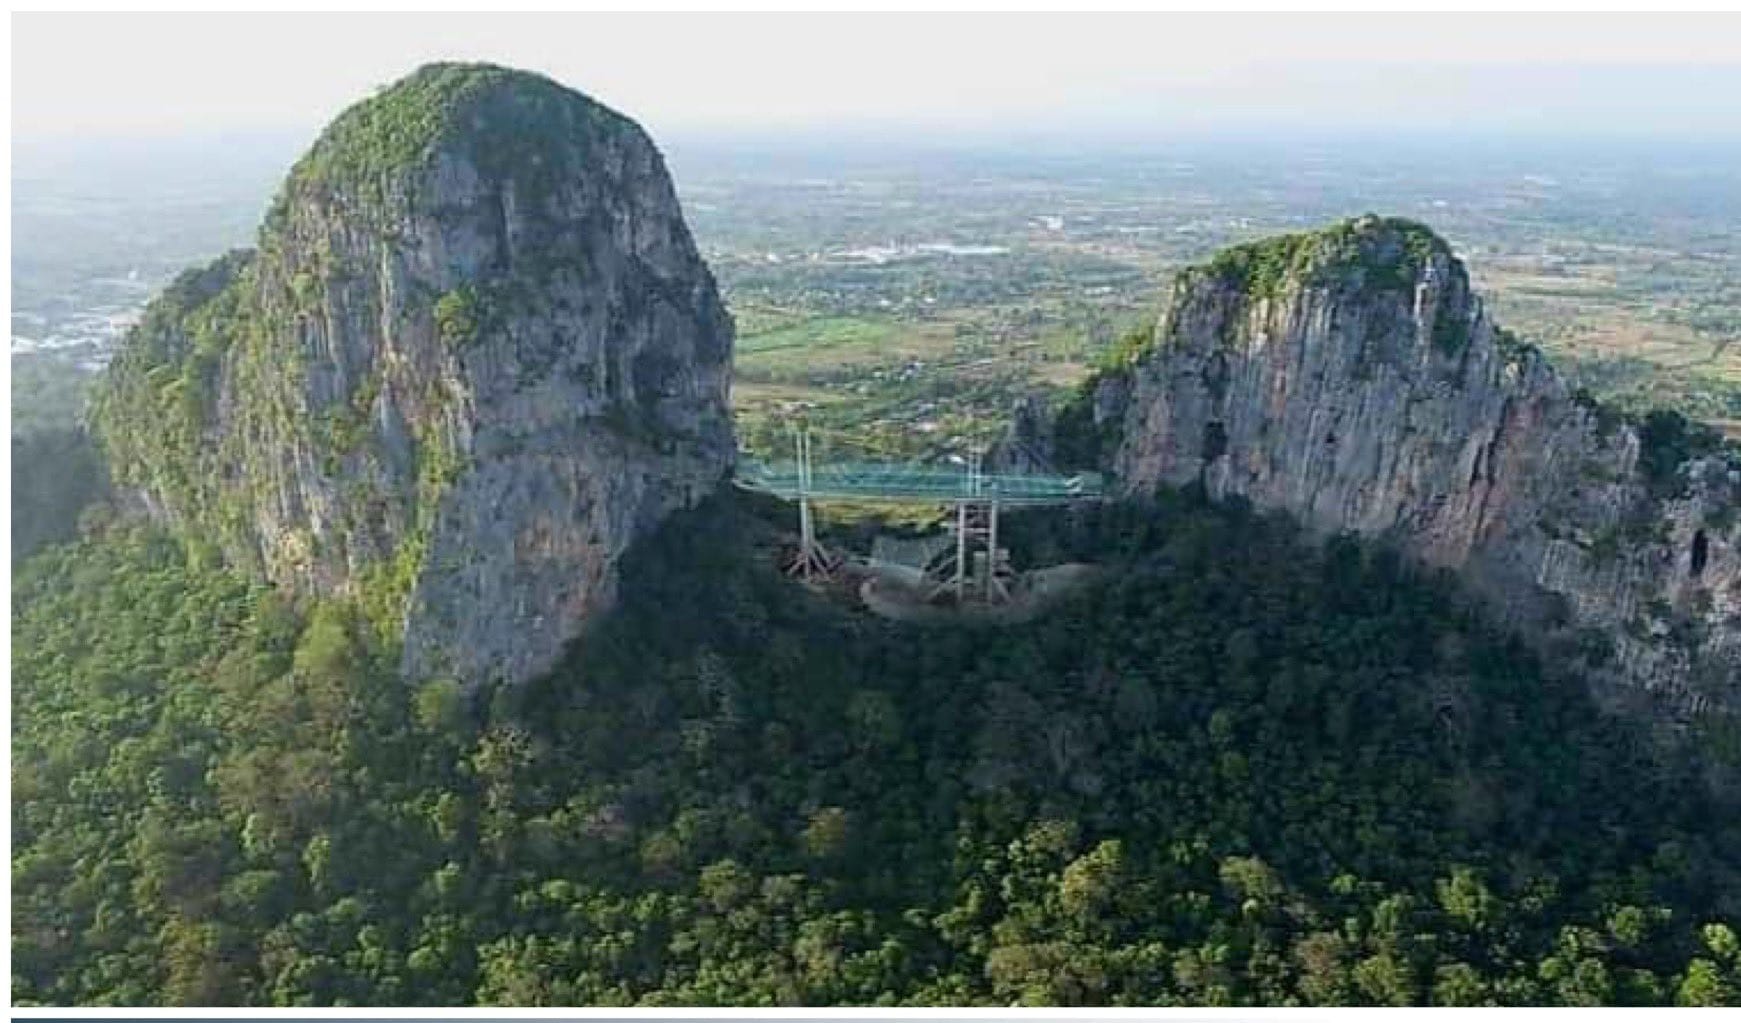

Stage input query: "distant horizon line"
[{"left": 16, "top": 122, "right": 1741, "bottom": 154}]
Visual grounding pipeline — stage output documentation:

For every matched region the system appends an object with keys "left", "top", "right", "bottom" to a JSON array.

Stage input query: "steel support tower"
[
  {"left": 937, "top": 451, "right": 1012, "bottom": 604},
  {"left": 785, "top": 428, "right": 839, "bottom": 582}
]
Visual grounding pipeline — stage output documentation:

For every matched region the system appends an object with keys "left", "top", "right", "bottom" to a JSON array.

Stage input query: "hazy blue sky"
[{"left": 14, "top": 13, "right": 1741, "bottom": 145}]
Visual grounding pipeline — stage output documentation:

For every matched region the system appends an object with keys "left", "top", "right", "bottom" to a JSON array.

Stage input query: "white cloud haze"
[{"left": 13, "top": 12, "right": 1741, "bottom": 144}]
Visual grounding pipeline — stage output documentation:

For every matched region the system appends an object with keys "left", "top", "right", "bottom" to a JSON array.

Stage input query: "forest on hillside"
[{"left": 13, "top": 486, "right": 1741, "bottom": 1006}]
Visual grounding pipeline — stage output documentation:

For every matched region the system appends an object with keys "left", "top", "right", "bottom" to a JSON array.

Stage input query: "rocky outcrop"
[
  {"left": 987, "top": 394, "right": 1058, "bottom": 473},
  {"left": 1099, "top": 216, "right": 1741, "bottom": 713},
  {"left": 92, "top": 63, "right": 734, "bottom": 686}
]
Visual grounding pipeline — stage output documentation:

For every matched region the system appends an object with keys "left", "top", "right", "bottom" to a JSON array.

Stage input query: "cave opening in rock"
[
  {"left": 1691, "top": 529, "right": 1710, "bottom": 578},
  {"left": 1201, "top": 420, "right": 1228, "bottom": 463}
]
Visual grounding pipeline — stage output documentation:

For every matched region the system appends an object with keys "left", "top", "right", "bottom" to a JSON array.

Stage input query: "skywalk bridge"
[
  {"left": 734, "top": 460, "right": 1104, "bottom": 506},
  {"left": 732, "top": 431, "right": 1104, "bottom": 604}
]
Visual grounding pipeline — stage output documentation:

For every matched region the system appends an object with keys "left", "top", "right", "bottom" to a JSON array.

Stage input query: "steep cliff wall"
[
  {"left": 1101, "top": 216, "right": 1740, "bottom": 713},
  {"left": 92, "top": 63, "right": 734, "bottom": 686}
]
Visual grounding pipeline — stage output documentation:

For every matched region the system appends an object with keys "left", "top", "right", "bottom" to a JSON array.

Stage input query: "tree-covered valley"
[
  {"left": 13, "top": 57, "right": 1741, "bottom": 1010},
  {"left": 14, "top": 488, "right": 1741, "bottom": 1006}
]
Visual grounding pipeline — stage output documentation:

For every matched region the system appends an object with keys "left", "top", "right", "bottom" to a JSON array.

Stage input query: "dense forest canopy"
[
  {"left": 14, "top": 46, "right": 1741, "bottom": 1008},
  {"left": 10, "top": 426, "right": 110, "bottom": 562},
  {"left": 13, "top": 484, "right": 1741, "bottom": 1006}
]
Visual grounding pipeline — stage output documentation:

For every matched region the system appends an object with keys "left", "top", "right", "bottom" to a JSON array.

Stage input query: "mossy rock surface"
[
  {"left": 1190, "top": 215, "right": 1459, "bottom": 300},
  {"left": 271, "top": 62, "right": 639, "bottom": 220}
]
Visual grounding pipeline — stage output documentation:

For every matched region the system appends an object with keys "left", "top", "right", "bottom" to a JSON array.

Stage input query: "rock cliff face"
[
  {"left": 1095, "top": 216, "right": 1741, "bottom": 713},
  {"left": 92, "top": 63, "right": 734, "bottom": 686}
]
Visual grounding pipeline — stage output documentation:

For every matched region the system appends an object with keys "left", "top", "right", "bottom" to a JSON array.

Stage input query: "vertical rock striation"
[
  {"left": 93, "top": 63, "right": 734, "bottom": 686},
  {"left": 1100, "top": 216, "right": 1740, "bottom": 713}
]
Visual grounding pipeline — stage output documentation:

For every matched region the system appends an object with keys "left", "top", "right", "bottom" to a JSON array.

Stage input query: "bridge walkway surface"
[{"left": 733, "top": 458, "right": 1104, "bottom": 506}]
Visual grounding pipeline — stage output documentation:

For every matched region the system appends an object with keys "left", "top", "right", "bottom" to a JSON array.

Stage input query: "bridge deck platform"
[{"left": 733, "top": 458, "right": 1104, "bottom": 506}]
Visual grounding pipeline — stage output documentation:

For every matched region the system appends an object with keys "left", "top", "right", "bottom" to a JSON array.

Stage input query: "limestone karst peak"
[
  {"left": 1098, "top": 216, "right": 1741, "bottom": 712},
  {"left": 93, "top": 63, "right": 734, "bottom": 688}
]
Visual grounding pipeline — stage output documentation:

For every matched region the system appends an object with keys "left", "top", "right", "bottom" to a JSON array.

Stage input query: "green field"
[{"left": 738, "top": 315, "right": 895, "bottom": 356}]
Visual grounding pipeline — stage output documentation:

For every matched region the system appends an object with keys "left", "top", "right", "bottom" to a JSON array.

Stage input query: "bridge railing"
[{"left": 734, "top": 458, "right": 1104, "bottom": 506}]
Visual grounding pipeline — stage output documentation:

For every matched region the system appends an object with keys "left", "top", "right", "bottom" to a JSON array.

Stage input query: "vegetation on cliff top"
[
  {"left": 1188, "top": 216, "right": 1474, "bottom": 354},
  {"left": 1192, "top": 215, "right": 1456, "bottom": 301},
  {"left": 270, "top": 62, "right": 635, "bottom": 219}
]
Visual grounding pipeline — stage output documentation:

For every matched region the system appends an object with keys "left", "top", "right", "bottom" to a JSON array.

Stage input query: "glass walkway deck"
[{"left": 734, "top": 458, "right": 1104, "bottom": 506}]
